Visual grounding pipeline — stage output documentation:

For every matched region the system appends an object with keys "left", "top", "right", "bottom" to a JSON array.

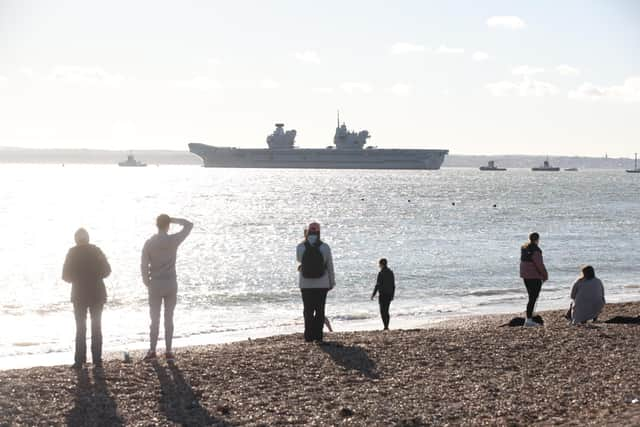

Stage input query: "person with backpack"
[
  {"left": 296, "top": 222, "right": 335, "bottom": 342},
  {"left": 371, "top": 258, "right": 395, "bottom": 330},
  {"left": 62, "top": 228, "right": 111, "bottom": 369},
  {"left": 520, "top": 232, "right": 549, "bottom": 327},
  {"left": 141, "top": 214, "right": 193, "bottom": 362}
]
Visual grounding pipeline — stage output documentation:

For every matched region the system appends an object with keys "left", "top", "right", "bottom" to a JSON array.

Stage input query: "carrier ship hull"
[{"left": 188, "top": 143, "right": 448, "bottom": 170}]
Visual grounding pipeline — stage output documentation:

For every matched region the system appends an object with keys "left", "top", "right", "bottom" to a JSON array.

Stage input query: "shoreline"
[{"left": 2, "top": 302, "right": 640, "bottom": 425}]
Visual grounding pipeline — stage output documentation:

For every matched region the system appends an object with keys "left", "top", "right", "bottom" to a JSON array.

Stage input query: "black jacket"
[
  {"left": 62, "top": 244, "right": 111, "bottom": 305},
  {"left": 373, "top": 267, "right": 395, "bottom": 300}
]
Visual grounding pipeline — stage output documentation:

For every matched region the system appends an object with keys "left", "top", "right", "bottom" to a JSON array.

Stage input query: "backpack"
[{"left": 301, "top": 241, "right": 326, "bottom": 278}]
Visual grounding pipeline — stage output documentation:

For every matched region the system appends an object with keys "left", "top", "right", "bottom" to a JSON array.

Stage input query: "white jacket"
[{"left": 296, "top": 241, "right": 336, "bottom": 290}]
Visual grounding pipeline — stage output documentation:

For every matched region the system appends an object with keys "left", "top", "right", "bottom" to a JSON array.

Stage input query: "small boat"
[
  {"left": 532, "top": 158, "right": 560, "bottom": 172},
  {"left": 118, "top": 153, "right": 147, "bottom": 167},
  {"left": 626, "top": 153, "right": 640, "bottom": 173},
  {"left": 564, "top": 168, "right": 578, "bottom": 172},
  {"left": 479, "top": 160, "right": 506, "bottom": 171}
]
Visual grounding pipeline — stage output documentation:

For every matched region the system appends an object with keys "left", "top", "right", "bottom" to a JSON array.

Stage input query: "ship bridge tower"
[{"left": 333, "top": 111, "right": 370, "bottom": 150}]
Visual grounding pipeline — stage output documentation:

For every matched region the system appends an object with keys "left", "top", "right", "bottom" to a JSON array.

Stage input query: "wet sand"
[{"left": 1, "top": 302, "right": 640, "bottom": 426}]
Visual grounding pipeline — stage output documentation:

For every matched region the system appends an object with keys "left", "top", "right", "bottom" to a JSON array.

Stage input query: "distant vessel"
[
  {"left": 564, "top": 168, "right": 578, "bottom": 172},
  {"left": 532, "top": 158, "right": 560, "bottom": 172},
  {"left": 189, "top": 115, "right": 449, "bottom": 170},
  {"left": 118, "top": 153, "right": 147, "bottom": 167},
  {"left": 626, "top": 153, "right": 640, "bottom": 173},
  {"left": 479, "top": 160, "right": 506, "bottom": 171}
]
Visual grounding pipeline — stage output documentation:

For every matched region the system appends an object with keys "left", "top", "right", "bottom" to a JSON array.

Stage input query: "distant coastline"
[{"left": 0, "top": 147, "right": 634, "bottom": 169}]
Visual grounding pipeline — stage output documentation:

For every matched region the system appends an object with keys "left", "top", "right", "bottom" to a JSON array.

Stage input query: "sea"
[{"left": 1, "top": 164, "right": 639, "bottom": 369}]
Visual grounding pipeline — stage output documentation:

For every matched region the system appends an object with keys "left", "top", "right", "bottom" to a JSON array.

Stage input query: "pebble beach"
[{"left": 1, "top": 301, "right": 640, "bottom": 426}]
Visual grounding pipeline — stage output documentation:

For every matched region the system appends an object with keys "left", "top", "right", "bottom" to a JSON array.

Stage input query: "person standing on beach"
[
  {"left": 570, "top": 265, "right": 605, "bottom": 324},
  {"left": 141, "top": 215, "right": 193, "bottom": 361},
  {"left": 520, "top": 232, "right": 548, "bottom": 327},
  {"left": 297, "top": 222, "right": 336, "bottom": 342},
  {"left": 371, "top": 258, "right": 395, "bottom": 330},
  {"left": 62, "top": 228, "right": 111, "bottom": 369}
]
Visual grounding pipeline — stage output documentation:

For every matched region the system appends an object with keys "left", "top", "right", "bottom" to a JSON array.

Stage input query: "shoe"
[
  {"left": 143, "top": 351, "right": 157, "bottom": 361},
  {"left": 70, "top": 362, "right": 83, "bottom": 370},
  {"left": 524, "top": 318, "right": 541, "bottom": 327},
  {"left": 165, "top": 352, "right": 175, "bottom": 362}
]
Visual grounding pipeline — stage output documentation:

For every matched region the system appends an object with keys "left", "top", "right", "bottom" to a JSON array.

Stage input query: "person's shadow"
[
  {"left": 151, "top": 360, "right": 226, "bottom": 426},
  {"left": 319, "top": 342, "right": 379, "bottom": 379},
  {"left": 66, "top": 366, "right": 124, "bottom": 426}
]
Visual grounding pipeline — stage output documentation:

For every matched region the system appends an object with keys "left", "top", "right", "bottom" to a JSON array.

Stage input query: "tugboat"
[
  {"left": 118, "top": 152, "right": 147, "bottom": 167},
  {"left": 532, "top": 158, "right": 560, "bottom": 172},
  {"left": 626, "top": 153, "right": 640, "bottom": 173},
  {"left": 479, "top": 160, "right": 506, "bottom": 171}
]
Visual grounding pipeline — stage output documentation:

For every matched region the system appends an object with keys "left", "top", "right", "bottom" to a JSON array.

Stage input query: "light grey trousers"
[{"left": 148, "top": 282, "right": 177, "bottom": 352}]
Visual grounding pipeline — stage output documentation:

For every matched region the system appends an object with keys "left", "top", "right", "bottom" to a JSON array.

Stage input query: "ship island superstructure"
[{"left": 189, "top": 115, "right": 448, "bottom": 170}]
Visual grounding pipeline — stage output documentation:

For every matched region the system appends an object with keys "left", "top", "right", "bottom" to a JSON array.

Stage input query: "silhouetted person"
[
  {"left": 62, "top": 228, "right": 111, "bottom": 369},
  {"left": 520, "top": 232, "right": 548, "bottom": 327},
  {"left": 371, "top": 258, "right": 395, "bottom": 330},
  {"left": 297, "top": 222, "right": 335, "bottom": 342},
  {"left": 570, "top": 265, "right": 605, "bottom": 324},
  {"left": 141, "top": 215, "right": 193, "bottom": 361}
]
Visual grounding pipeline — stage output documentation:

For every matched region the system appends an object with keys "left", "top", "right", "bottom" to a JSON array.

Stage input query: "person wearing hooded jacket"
[
  {"left": 62, "top": 228, "right": 111, "bottom": 368},
  {"left": 520, "top": 232, "right": 549, "bottom": 327},
  {"left": 296, "top": 222, "right": 336, "bottom": 342}
]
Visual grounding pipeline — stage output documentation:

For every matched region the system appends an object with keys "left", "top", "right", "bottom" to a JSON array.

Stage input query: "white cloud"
[
  {"left": 390, "top": 42, "right": 426, "bottom": 55},
  {"left": 512, "top": 65, "right": 544, "bottom": 76},
  {"left": 557, "top": 64, "right": 580, "bottom": 76},
  {"left": 260, "top": 78, "right": 280, "bottom": 89},
  {"left": 472, "top": 51, "right": 490, "bottom": 61},
  {"left": 19, "top": 67, "right": 35, "bottom": 78},
  {"left": 207, "top": 58, "right": 222, "bottom": 66},
  {"left": 176, "top": 76, "right": 222, "bottom": 91},
  {"left": 295, "top": 50, "right": 321, "bottom": 64},
  {"left": 49, "top": 65, "right": 124, "bottom": 88},
  {"left": 340, "top": 81, "right": 373, "bottom": 94},
  {"left": 569, "top": 76, "right": 640, "bottom": 102},
  {"left": 311, "top": 87, "right": 334, "bottom": 94},
  {"left": 486, "top": 16, "right": 526, "bottom": 30},
  {"left": 0, "top": 75, "right": 7, "bottom": 88},
  {"left": 388, "top": 83, "right": 411, "bottom": 96},
  {"left": 436, "top": 45, "right": 464, "bottom": 54},
  {"left": 486, "top": 78, "right": 558, "bottom": 97}
]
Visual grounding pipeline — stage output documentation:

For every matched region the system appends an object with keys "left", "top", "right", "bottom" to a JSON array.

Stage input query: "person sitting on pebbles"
[{"left": 570, "top": 265, "right": 605, "bottom": 325}]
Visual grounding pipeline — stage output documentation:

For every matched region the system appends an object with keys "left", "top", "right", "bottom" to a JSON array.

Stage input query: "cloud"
[
  {"left": 340, "top": 81, "right": 373, "bottom": 94},
  {"left": 260, "top": 78, "right": 280, "bottom": 89},
  {"left": 388, "top": 83, "right": 411, "bottom": 96},
  {"left": 556, "top": 64, "right": 580, "bottom": 76},
  {"left": 436, "top": 45, "right": 464, "bottom": 54},
  {"left": 472, "top": 51, "right": 490, "bottom": 61},
  {"left": 486, "top": 78, "right": 558, "bottom": 97},
  {"left": 295, "top": 50, "right": 321, "bottom": 64},
  {"left": 311, "top": 87, "right": 334, "bottom": 94},
  {"left": 569, "top": 76, "right": 640, "bottom": 102},
  {"left": 390, "top": 42, "right": 426, "bottom": 55},
  {"left": 0, "top": 75, "right": 7, "bottom": 89},
  {"left": 49, "top": 65, "right": 124, "bottom": 87},
  {"left": 486, "top": 16, "right": 526, "bottom": 30},
  {"left": 512, "top": 65, "right": 544, "bottom": 76},
  {"left": 176, "top": 76, "right": 222, "bottom": 91}
]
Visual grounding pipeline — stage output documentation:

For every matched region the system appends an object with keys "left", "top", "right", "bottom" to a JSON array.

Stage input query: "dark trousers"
[
  {"left": 73, "top": 302, "right": 103, "bottom": 364},
  {"left": 301, "top": 289, "right": 328, "bottom": 342},
  {"left": 523, "top": 279, "right": 542, "bottom": 318},
  {"left": 378, "top": 294, "right": 392, "bottom": 329}
]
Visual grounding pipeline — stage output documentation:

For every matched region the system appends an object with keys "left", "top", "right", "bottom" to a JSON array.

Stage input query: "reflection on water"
[{"left": 1, "top": 165, "right": 639, "bottom": 365}]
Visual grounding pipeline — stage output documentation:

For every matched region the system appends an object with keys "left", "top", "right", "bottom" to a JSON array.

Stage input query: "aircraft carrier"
[{"left": 189, "top": 116, "right": 448, "bottom": 170}]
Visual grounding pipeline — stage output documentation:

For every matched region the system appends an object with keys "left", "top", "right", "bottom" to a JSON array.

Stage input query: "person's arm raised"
[{"left": 171, "top": 217, "right": 194, "bottom": 245}]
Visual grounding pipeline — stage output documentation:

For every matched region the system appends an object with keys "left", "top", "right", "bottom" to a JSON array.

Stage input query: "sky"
[{"left": 0, "top": 0, "right": 639, "bottom": 156}]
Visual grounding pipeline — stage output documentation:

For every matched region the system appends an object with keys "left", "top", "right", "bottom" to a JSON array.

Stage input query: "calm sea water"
[{"left": 1, "top": 164, "right": 639, "bottom": 368}]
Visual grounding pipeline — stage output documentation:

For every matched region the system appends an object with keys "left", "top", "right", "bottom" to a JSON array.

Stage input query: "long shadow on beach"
[
  {"left": 151, "top": 360, "right": 226, "bottom": 426},
  {"left": 320, "top": 343, "right": 379, "bottom": 379},
  {"left": 66, "top": 366, "right": 124, "bottom": 427}
]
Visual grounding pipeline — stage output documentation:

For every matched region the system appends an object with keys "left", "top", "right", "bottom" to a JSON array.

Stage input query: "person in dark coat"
[
  {"left": 371, "top": 258, "right": 395, "bottom": 330},
  {"left": 519, "top": 232, "right": 549, "bottom": 327},
  {"left": 62, "top": 228, "right": 111, "bottom": 368}
]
